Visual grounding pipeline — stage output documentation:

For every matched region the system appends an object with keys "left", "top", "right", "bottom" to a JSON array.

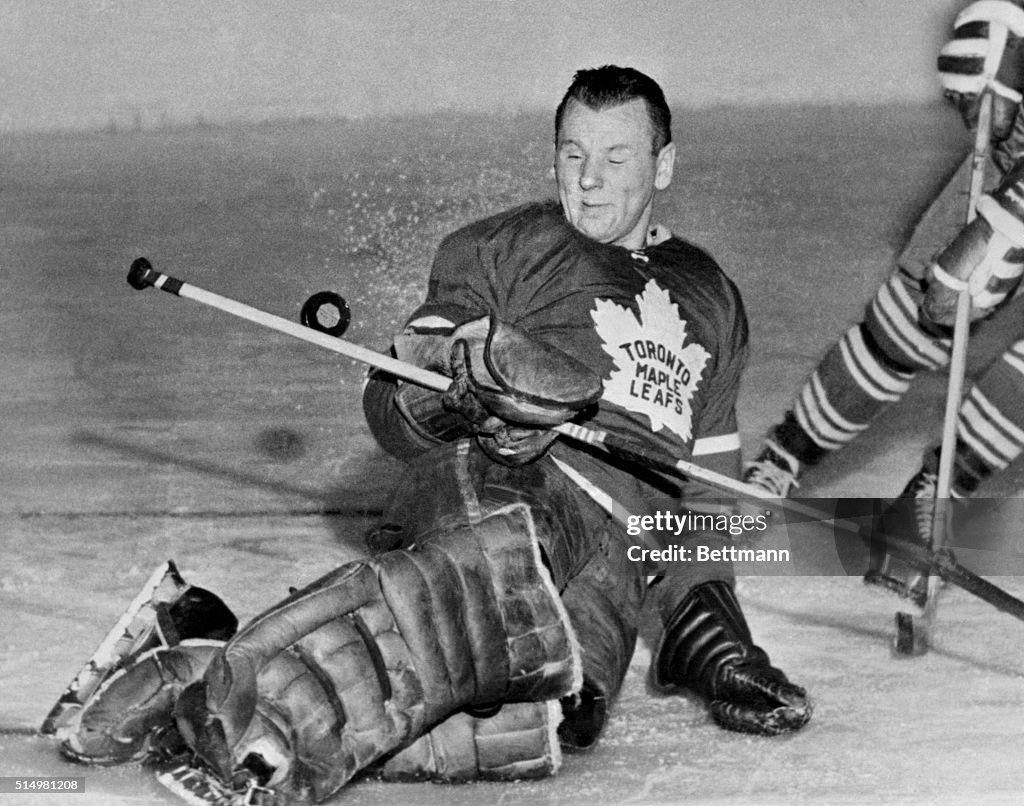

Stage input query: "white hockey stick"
[
  {"left": 894, "top": 90, "right": 994, "bottom": 656},
  {"left": 126, "top": 257, "right": 771, "bottom": 502},
  {"left": 123, "top": 260, "right": 1024, "bottom": 626}
]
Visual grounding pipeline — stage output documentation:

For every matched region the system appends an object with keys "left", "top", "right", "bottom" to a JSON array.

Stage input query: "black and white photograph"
[{"left": 3, "top": 1, "right": 1024, "bottom": 804}]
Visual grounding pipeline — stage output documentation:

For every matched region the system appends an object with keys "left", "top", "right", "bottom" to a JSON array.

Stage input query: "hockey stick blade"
[{"left": 877, "top": 530, "right": 1024, "bottom": 625}]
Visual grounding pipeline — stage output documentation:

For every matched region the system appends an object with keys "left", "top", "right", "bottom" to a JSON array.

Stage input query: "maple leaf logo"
[{"left": 591, "top": 279, "right": 710, "bottom": 442}]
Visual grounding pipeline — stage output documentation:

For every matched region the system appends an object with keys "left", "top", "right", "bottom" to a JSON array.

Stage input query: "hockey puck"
[
  {"left": 892, "top": 611, "right": 926, "bottom": 657},
  {"left": 300, "top": 291, "right": 351, "bottom": 337}
]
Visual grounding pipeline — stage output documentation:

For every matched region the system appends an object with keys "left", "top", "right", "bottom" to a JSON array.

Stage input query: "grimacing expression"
[{"left": 555, "top": 98, "right": 675, "bottom": 250}]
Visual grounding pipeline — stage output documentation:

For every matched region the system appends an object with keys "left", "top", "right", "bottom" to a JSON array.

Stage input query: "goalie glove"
[
  {"left": 922, "top": 158, "right": 1024, "bottom": 325},
  {"left": 396, "top": 315, "right": 602, "bottom": 466},
  {"left": 652, "top": 581, "right": 812, "bottom": 736},
  {"left": 938, "top": 0, "right": 1024, "bottom": 141}
]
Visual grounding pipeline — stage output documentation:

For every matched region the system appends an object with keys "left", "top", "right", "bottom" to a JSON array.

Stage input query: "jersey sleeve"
[
  {"left": 361, "top": 368, "right": 428, "bottom": 461},
  {"left": 361, "top": 218, "right": 501, "bottom": 458},
  {"left": 689, "top": 274, "right": 749, "bottom": 484},
  {"left": 406, "top": 225, "right": 496, "bottom": 330}
]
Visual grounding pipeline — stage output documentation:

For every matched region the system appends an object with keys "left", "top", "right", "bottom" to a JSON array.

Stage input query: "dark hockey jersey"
[{"left": 366, "top": 200, "right": 748, "bottom": 512}]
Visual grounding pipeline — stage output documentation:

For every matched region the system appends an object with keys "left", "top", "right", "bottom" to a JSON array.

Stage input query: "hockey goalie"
[{"left": 52, "top": 65, "right": 811, "bottom": 804}]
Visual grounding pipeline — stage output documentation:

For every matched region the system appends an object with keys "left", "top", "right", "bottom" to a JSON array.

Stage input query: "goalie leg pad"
[
  {"left": 46, "top": 561, "right": 237, "bottom": 759},
  {"left": 556, "top": 530, "right": 642, "bottom": 751},
  {"left": 375, "top": 700, "right": 563, "bottom": 782},
  {"left": 42, "top": 562, "right": 237, "bottom": 738},
  {"left": 176, "top": 503, "right": 581, "bottom": 803}
]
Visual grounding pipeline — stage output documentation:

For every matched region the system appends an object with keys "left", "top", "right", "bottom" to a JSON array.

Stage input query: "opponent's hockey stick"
[
  {"left": 880, "top": 530, "right": 1024, "bottom": 623},
  {"left": 126, "top": 259, "right": 1024, "bottom": 627},
  {"left": 894, "top": 90, "right": 994, "bottom": 656}
]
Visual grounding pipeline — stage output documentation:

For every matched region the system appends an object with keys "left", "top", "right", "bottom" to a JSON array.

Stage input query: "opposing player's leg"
[
  {"left": 866, "top": 336, "right": 1024, "bottom": 602},
  {"left": 745, "top": 0, "right": 1024, "bottom": 498},
  {"left": 863, "top": 459, "right": 946, "bottom": 607},
  {"left": 744, "top": 136, "right": 1021, "bottom": 497},
  {"left": 745, "top": 269, "right": 953, "bottom": 495},
  {"left": 955, "top": 339, "right": 1024, "bottom": 487},
  {"left": 862, "top": 159, "right": 1024, "bottom": 599}
]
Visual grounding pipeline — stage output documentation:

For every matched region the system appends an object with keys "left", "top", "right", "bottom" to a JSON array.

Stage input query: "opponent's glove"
[
  {"left": 938, "top": 0, "right": 1024, "bottom": 141},
  {"left": 653, "top": 581, "right": 812, "bottom": 736},
  {"left": 921, "top": 159, "right": 1024, "bottom": 325}
]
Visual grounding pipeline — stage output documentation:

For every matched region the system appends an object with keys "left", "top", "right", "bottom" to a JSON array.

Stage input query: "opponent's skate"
[
  {"left": 743, "top": 439, "right": 801, "bottom": 497},
  {"left": 864, "top": 469, "right": 944, "bottom": 609}
]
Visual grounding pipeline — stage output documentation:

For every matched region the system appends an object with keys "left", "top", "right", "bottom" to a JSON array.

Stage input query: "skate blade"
[
  {"left": 40, "top": 560, "right": 187, "bottom": 736},
  {"left": 157, "top": 764, "right": 274, "bottom": 806}
]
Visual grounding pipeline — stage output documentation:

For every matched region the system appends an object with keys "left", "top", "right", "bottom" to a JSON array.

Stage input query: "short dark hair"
[{"left": 554, "top": 65, "right": 672, "bottom": 153}]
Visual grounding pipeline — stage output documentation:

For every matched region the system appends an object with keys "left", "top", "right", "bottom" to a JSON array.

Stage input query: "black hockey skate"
[
  {"left": 653, "top": 581, "right": 812, "bottom": 736},
  {"left": 863, "top": 468, "right": 966, "bottom": 609}
]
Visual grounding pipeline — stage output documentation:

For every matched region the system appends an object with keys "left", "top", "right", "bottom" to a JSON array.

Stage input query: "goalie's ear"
[{"left": 655, "top": 142, "right": 675, "bottom": 191}]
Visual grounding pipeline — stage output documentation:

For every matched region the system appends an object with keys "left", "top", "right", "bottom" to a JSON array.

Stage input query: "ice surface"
[{"left": 2, "top": 106, "right": 1023, "bottom": 805}]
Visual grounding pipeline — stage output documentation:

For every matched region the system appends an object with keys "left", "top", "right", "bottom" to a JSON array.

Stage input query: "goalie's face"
[{"left": 555, "top": 99, "right": 675, "bottom": 251}]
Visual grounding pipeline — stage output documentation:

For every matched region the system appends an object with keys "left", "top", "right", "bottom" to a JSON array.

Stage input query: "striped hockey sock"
[
  {"left": 954, "top": 340, "right": 1024, "bottom": 492},
  {"left": 780, "top": 274, "right": 954, "bottom": 467}
]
